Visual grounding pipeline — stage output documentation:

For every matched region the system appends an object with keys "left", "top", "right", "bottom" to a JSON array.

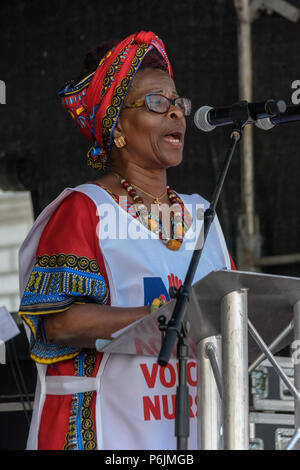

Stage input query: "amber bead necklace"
[{"left": 113, "top": 172, "right": 185, "bottom": 251}]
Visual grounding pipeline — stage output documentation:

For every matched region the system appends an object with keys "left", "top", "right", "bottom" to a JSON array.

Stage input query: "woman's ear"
[
  {"left": 113, "top": 117, "right": 124, "bottom": 140},
  {"left": 112, "top": 117, "right": 127, "bottom": 149}
]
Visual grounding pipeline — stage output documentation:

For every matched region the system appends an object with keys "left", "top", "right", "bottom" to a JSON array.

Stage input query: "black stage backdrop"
[{"left": 1, "top": 0, "right": 300, "bottom": 274}]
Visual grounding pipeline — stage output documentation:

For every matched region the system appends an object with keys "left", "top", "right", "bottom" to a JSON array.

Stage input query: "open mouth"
[{"left": 163, "top": 131, "right": 183, "bottom": 144}]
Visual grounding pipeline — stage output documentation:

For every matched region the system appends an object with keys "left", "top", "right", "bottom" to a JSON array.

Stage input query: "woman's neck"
[{"left": 112, "top": 163, "right": 168, "bottom": 198}]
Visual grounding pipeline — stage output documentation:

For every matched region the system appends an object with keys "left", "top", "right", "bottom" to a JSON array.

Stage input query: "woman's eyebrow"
[{"left": 144, "top": 89, "right": 179, "bottom": 96}]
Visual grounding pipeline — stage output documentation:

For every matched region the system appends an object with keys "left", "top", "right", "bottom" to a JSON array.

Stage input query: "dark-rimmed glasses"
[{"left": 123, "top": 94, "right": 191, "bottom": 116}]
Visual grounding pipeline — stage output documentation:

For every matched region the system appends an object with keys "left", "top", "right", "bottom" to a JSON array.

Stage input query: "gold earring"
[{"left": 114, "top": 135, "right": 126, "bottom": 149}]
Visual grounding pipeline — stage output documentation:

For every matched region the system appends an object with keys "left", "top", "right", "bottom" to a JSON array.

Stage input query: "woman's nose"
[{"left": 168, "top": 105, "right": 184, "bottom": 119}]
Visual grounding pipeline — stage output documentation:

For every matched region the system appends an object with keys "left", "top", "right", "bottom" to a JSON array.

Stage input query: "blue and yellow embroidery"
[
  {"left": 18, "top": 253, "right": 108, "bottom": 364},
  {"left": 63, "top": 350, "right": 98, "bottom": 450}
]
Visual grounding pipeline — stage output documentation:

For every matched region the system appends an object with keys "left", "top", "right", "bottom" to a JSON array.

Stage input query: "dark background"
[{"left": 1, "top": 0, "right": 300, "bottom": 267}]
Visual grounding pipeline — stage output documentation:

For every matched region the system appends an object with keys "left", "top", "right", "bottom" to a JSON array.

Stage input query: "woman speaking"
[{"left": 18, "top": 31, "right": 234, "bottom": 450}]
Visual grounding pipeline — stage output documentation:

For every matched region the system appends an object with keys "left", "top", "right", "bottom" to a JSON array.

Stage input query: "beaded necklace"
[{"left": 113, "top": 172, "right": 186, "bottom": 251}]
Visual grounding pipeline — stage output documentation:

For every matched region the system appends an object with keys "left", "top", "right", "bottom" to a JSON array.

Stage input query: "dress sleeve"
[{"left": 18, "top": 191, "right": 109, "bottom": 364}]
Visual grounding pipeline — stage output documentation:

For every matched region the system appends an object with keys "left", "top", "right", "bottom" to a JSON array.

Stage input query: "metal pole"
[
  {"left": 234, "top": 0, "right": 262, "bottom": 270},
  {"left": 248, "top": 319, "right": 299, "bottom": 400},
  {"left": 205, "top": 341, "right": 223, "bottom": 399},
  {"left": 235, "top": 0, "right": 254, "bottom": 232},
  {"left": 288, "top": 300, "right": 300, "bottom": 450},
  {"left": 248, "top": 321, "right": 293, "bottom": 374},
  {"left": 255, "top": 253, "right": 300, "bottom": 267},
  {"left": 285, "top": 429, "right": 300, "bottom": 451},
  {"left": 198, "top": 336, "right": 223, "bottom": 450},
  {"left": 221, "top": 289, "right": 249, "bottom": 450}
]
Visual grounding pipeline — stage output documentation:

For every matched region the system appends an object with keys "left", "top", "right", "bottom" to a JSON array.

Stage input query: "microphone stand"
[{"left": 157, "top": 101, "right": 251, "bottom": 450}]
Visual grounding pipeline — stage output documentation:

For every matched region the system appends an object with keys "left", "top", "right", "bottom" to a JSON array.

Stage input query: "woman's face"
[{"left": 115, "top": 68, "right": 186, "bottom": 170}]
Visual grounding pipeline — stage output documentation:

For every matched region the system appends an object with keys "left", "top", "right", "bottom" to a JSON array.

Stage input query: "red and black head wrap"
[{"left": 58, "top": 31, "right": 173, "bottom": 169}]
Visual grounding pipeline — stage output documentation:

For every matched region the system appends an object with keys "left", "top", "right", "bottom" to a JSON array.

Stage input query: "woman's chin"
[{"left": 163, "top": 150, "right": 184, "bottom": 169}]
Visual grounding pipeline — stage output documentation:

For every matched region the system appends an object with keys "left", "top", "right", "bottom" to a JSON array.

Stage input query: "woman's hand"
[{"left": 150, "top": 294, "right": 167, "bottom": 313}]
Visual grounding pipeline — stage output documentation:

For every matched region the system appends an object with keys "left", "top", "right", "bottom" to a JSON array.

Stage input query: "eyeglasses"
[{"left": 123, "top": 94, "right": 191, "bottom": 116}]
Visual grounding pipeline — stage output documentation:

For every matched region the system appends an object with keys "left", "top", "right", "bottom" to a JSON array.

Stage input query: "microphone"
[
  {"left": 194, "top": 100, "right": 287, "bottom": 132},
  {"left": 255, "top": 104, "right": 300, "bottom": 130}
]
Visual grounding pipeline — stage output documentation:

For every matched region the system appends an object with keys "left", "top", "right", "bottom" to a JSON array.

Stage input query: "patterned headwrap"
[{"left": 58, "top": 31, "right": 173, "bottom": 169}]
